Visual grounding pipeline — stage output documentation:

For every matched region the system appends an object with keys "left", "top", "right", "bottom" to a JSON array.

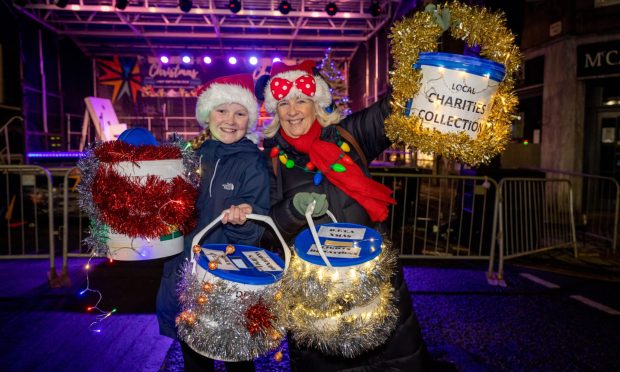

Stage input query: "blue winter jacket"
[{"left": 156, "top": 137, "right": 270, "bottom": 339}]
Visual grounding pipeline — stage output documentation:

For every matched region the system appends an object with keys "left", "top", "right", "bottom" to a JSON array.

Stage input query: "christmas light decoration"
[
  {"left": 280, "top": 204, "right": 399, "bottom": 357},
  {"left": 317, "top": 48, "right": 352, "bottom": 116}
]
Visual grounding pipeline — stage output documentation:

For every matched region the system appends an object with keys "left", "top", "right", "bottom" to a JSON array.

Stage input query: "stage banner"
[{"left": 93, "top": 56, "right": 303, "bottom": 124}]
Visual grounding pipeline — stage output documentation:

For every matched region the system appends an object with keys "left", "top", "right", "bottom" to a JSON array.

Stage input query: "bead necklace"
[{"left": 269, "top": 139, "right": 353, "bottom": 185}]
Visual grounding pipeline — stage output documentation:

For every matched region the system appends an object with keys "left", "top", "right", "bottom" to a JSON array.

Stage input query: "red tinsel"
[
  {"left": 244, "top": 301, "right": 275, "bottom": 336},
  {"left": 94, "top": 141, "right": 182, "bottom": 163},
  {"left": 92, "top": 165, "right": 197, "bottom": 239}
]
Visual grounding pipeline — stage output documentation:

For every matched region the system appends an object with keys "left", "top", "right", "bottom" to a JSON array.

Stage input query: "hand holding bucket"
[{"left": 190, "top": 210, "right": 291, "bottom": 275}]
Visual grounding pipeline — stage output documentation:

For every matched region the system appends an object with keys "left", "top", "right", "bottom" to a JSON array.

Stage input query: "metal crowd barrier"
[
  {"left": 61, "top": 167, "right": 89, "bottom": 261},
  {"left": 371, "top": 172, "right": 499, "bottom": 264},
  {"left": 0, "top": 165, "right": 59, "bottom": 283},
  {"left": 10, "top": 165, "right": 602, "bottom": 288},
  {"left": 491, "top": 178, "right": 578, "bottom": 282},
  {"left": 535, "top": 169, "right": 619, "bottom": 253}
]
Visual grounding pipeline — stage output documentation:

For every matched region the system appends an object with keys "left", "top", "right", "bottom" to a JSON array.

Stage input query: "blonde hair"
[
  {"left": 191, "top": 128, "right": 210, "bottom": 150},
  {"left": 263, "top": 100, "right": 343, "bottom": 138}
]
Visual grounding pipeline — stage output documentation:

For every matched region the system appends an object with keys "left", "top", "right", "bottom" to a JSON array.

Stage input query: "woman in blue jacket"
[{"left": 156, "top": 73, "right": 269, "bottom": 372}]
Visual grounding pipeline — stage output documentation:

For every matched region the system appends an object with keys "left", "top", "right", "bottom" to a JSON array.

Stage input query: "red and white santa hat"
[
  {"left": 195, "top": 73, "right": 258, "bottom": 130},
  {"left": 263, "top": 60, "right": 332, "bottom": 113}
]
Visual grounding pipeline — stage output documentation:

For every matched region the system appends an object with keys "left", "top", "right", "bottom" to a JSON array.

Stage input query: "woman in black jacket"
[{"left": 261, "top": 60, "right": 429, "bottom": 371}]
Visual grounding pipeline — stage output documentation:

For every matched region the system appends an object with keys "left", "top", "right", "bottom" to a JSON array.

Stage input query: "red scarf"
[{"left": 280, "top": 121, "right": 395, "bottom": 222}]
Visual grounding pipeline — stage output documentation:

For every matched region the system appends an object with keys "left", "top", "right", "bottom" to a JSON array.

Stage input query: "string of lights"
[{"left": 79, "top": 255, "right": 117, "bottom": 333}]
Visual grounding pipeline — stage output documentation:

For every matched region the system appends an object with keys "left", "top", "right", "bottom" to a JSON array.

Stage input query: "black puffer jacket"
[
  {"left": 261, "top": 97, "right": 429, "bottom": 371},
  {"left": 263, "top": 97, "right": 391, "bottom": 243}
]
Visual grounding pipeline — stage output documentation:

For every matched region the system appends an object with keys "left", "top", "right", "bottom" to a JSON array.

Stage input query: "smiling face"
[
  {"left": 208, "top": 103, "right": 249, "bottom": 144},
  {"left": 275, "top": 97, "right": 317, "bottom": 138}
]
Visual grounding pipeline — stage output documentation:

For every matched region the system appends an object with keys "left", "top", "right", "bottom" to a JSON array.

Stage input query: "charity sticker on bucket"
[{"left": 405, "top": 52, "right": 506, "bottom": 139}]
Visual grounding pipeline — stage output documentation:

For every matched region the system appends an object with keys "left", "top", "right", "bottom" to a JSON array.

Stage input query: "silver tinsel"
[
  {"left": 169, "top": 136, "right": 200, "bottom": 188},
  {"left": 176, "top": 260, "right": 286, "bottom": 362},
  {"left": 77, "top": 142, "right": 109, "bottom": 257}
]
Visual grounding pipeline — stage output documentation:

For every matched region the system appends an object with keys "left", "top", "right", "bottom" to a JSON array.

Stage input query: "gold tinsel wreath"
[{"left": 386, "top": 1, "right": 522, "bottom": 165}]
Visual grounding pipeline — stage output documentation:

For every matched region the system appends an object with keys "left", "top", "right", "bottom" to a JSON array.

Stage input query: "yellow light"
[
  {"left": 331, "top": 271, "right": 339, "bottom": 281},
  {"left": 349, "top": 268, "right": 357, "bottom": 280}
]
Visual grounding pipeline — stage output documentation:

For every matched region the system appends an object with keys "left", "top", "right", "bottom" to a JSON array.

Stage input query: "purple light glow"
[
  {"left": 203, "top": 56, "right": 212, "bottom": 64},
  {"left": 181, "top": 55, "right": 191, "bottom": 64},
  {"left": 27, "top": 152, "right": 86, "bottom": 158},
  {"left": 272, "top": 57, "right": 281, "bottom": 63},
  {"left": 228, "top": 56, "right": 237, "bottom": 65},
  {"left": 249, "top": 56, "right": 258, "bottom": 65},
  {"left": 160, "top": 56, "right": 169, "bottom": 64}
]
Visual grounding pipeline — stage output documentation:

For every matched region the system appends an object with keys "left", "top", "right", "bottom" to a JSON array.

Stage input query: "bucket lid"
[
  {"left": 294, "top": 223, "right": 382, "bottom": 267},
  {"left": 117, "top": 127, "right": 159, "bottom": 146},
  {"left": 197, "top": 244, "right": 284, "bottom": 285},
  {"left": 413, "top": 52, "right": 506, "bottom": 82}
]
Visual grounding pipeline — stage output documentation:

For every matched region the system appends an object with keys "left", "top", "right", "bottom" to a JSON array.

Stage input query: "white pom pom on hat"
[
  {"left": 195, "top": 73, "right": 259, "bottom": 130},
  {"left": 263, "top": 60, "right": 332, "bottom": 113}
]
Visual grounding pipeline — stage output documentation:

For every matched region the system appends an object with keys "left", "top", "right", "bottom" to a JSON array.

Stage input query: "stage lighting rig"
[
  {"left": 278, "top": 1, "right": 291, "bottom": 15},
  {"left": 179, "top": 0, "right": 192, "bottom": 13},
  {"left": 325, "top": 2, "right": 338, "bottom": 16},
  {"left": 229, "top": 0, "right": 241, "bottom": 14},
  {"left": 115, "top": 0, "right": 129, "bottom": 10},
  {"left": 369, "top": 1, "right": 381, "bottom": 17}
]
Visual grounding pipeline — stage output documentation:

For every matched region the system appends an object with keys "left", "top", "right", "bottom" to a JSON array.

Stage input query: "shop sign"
[{"left": 577, "top": 41, "right": 620, "bottom": 77}]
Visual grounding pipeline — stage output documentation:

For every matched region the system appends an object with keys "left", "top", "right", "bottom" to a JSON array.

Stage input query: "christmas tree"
[{"left": 317, "top": 48, "right": 351, "bottom": 116}]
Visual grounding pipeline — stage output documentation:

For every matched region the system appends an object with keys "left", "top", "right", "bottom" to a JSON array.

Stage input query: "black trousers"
[{"left": 180, "top": 341, "right": 256, "bottom": 372}]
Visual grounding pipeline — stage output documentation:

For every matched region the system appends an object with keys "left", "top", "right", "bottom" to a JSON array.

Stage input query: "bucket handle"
[
  {"left": 304, "top": 201, "right": 338, "bottom": 268},
  {"left": 190, "top": 211, "right": 291, "bottom": 276}
]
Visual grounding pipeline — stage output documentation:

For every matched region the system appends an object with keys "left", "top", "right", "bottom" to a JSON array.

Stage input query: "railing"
[
  {"left": 0, "top": 165, "right": 57, "bottom": 283},
  {"left": 60, "top": 167, "right": 89, "bottom": 262},
  {"left": 0, "top": 116, "right": 24, "bottom": 164},
  {"left": 491, "top": 178, "right": 578, "bottom": 282},
  {"left": 532, "top": 169, "right": 619, "bottom": 253},
  {"left": 371, "top": 173, "right": 499, "bottom": 263},
  {"left": 0, "top": 164, "right": 603, "bottom": 288}
]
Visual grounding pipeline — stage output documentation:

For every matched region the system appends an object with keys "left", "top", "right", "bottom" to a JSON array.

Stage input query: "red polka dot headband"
[{"left": 263, "top": 60, "right": 332, "bottom": 113}]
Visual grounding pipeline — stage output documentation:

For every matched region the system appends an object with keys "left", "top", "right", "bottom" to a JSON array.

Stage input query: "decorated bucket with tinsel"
[
  {"left": 103, "top": 159, "right": 188, "bottom": 260},
  {"left": 78, "top": 131, "right": 199, "bottom": 261},
  {"left": 176, "top": 212, "right": 291, "bottom": 362},
  {"left": 406, "top": 52, "right": 506, "bottom": 140},
  {"left": 281, "top": 201, "right": 398, "bottom": 358}
]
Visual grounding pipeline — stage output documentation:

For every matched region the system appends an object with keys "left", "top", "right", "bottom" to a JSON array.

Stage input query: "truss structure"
[{"left": 16, "top": 0, "right": 402, "bottom": 60}]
